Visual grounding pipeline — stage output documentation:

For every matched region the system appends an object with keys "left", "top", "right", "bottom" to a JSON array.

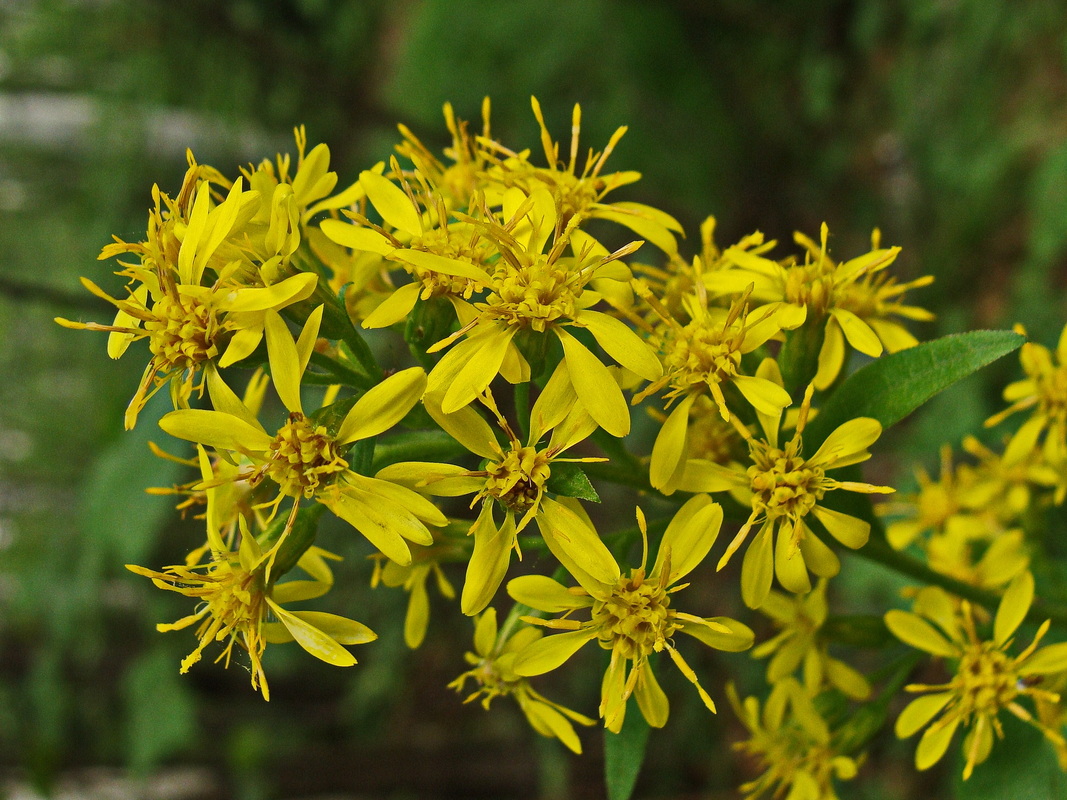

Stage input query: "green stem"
[
  {"left": 370, "top": 430, "right": 469, "bottom": 472},
  {"left": 514, "top": 381, "right": 530, "bottom": 441},
  {"left": 308, "top": 350, "right": 375, "bottom": 389},
  {"left": 855, "top": 536, "right": 1067, "bottom": 628}
]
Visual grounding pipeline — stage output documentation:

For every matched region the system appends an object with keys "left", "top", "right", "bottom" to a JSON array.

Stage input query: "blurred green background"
[{"left": 2, "top": 0, "right": 1067, "bottom": 798}]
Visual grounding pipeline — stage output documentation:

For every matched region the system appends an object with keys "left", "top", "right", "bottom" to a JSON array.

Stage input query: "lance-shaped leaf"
[{"left": 803, "top": 330, "right": 1025, "bottom": 449}]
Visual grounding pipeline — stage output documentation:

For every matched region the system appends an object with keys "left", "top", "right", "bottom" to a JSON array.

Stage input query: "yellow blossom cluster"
[{"left": 59, "top": 97, "right": 1067, "bottom": 796}]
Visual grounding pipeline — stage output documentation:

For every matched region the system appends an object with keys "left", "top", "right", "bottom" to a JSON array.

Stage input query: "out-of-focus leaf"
[
  {"left": 604, "top": 697, "right": 650, "bottom": 800},
  {"left": 123, "top": 646, "right": 197, "bottom": 775},
  {"left": 955, "top": 712, "right": 1064, "bottom": 799}
]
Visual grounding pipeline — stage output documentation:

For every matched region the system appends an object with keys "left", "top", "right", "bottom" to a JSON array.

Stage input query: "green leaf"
[
  {"left": 955, "top": 711, "right": 1065, "bottom": 799},
  {"left": 804, "top": 330, "right": 1025, "bottom": 448},
  {"left": 547, "top": 462, "right": 601, "bottom": 503},
  {"left": 604, "top": 697, "right": 650, "bottom": 800}
]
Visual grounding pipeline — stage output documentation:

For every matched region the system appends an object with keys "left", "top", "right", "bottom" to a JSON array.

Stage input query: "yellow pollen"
[
  {"left": 485, "top": 445, "right": 551, "bottom": 512},
  {"left": 748, "top": 439, "right": 825, "bottom": 521},
  {"left": 145, "top": 294, "right": 220, "bottom": 371},
  {"left": 662, "top": 320, "right": 743, "bottom": 395},
  {"left": 264, "top": 413, "right": 348, "bottom": 498},
  {"left": 483, "top": 258, "right": 579, "bottom": 331},
  {"left": 784, "top": 263, "right": 835, "bottom": 316},
  {"left": 591, "top": 572, "right": 677, "bottom": 660}
]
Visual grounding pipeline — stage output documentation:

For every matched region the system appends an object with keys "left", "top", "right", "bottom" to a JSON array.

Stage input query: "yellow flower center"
[
  {"left": 485, "top": 445, "right": 551, "bottom": 512},
  {"left": 482, "top": 257, "right": 580, "bottom": 331},
  {"left": 661, "top": 320, "right": 744, "bottom": 394},
  {"left": 411, "top": 228, "right": 489, "bottom": 298},
  {"left": 784, "top": 262, "right": 835, "bottom": 316},
  {"left": 591, "top": 571, "right": 677, "bottom": 660},
  {"left": 146, "top": 293, "right": 220, "bottom": 371},
  {"left": 748, "top": 438, "right": 826, "bottom": 521},
  {"left": 264, "top": 413, "right": 349, "bottom": 498},
  {"left": 954, "top": 643, "right": 1019, "bottom": 716}
]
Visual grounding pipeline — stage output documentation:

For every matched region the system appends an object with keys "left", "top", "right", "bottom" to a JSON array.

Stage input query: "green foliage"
[{"left": 604, "top": 697, "right": 651, "bottom": 800}]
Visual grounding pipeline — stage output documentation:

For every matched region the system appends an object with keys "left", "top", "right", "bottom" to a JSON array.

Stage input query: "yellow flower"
[
  {"left": 158, "top": 308, "right": 443, "bottom": 567},
  {"left": 633, "top": 280, "right": 793, "bottom": 492},
  {"left": 986, "top": 323, "right": 1067, "bottom": 466},
  {"left": 729, "top": 677, "right": 861, "bottom": 800},
  {"left": 709, "top": 373, "right": 893, "bottom": 608},
  {"left": 128, "top": 524, "right": 375, "bottom": 700},
  {"left": 481, "top": 97, "right": 684, "bottom": 255},
  {"left": 57, "top": 178, "right": 318, "bottom": 428},
  {"left": 716, "top": 224, "right": 930, "bottom": 389},
  {"left": 449, "top": 607, "right": 595, "bottom": 754},
  {"left": 422, "top": 189, "right": 662, "bottom": 436},
  {"left": 886, "top": 571, "right": 1067, "bottom": 779},
  {"left": 507, "top": 499, "right": 754, "bottom": 732},
  {"left": 380, "top": 386, "right": 602, "bottom": 616},
  {"left": 753, "top": 580, "right": 870, "bottom": 700}
]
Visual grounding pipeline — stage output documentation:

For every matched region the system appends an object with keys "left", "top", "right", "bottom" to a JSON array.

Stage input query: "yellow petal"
[
  {"left": 441, "top": 328, "right": 515, "bottom": 414},
  {"left": 831, "top": 308, "right": 884, "bottom": 357},
  {"left": 556, "top": 327, "right": 630, "bottom": 437},
  {"left": 915, "top": 716, "right": 960, "bottom": 771},
  {"left": 896, "top": 692, "right": 953, "bottom": 738},
  {"left": 507, "top": 574, "right": 590, "bottom": 613},
  {"left": 814, "top": 320, "right": 846, "bottom": 390},
  {"left": 159, "top": 409, "right": 271, "bottom": 453},
  {"left": 362, "top": 283, "right": 420, "bottom": 329},
  {"left": 734, "top": 374, "right": 792, "bottom": 416},
  {"left": 994, "top": 570, "right": 1034, "bottom": 646},
  {"left": 461, "top": 507, "right": 515, "bottom": 616},
  {"left": 884, "top": 610, "right": 958, "bottom": 657},
  {"left": 537, "top": 497, "right": 620, "bottom": 591},
  {"left": 812, "top": 505, "right": 870, "bottom": 549},
  {"left": 266, "top": 599, "right": 357, "bottom": 667},
  {"left": 360, "top": 170, "right": 421, "bottom": 236},
  {"left": 337, "top": 366, "right": 427, "bottom": 443},
  {"left": 797, "top": 527, "right": 841, "bottom": 578},
  {"left": 650, "top": 395, "right": 694, "bottom": 492},
  {"left": 344, "top": 472, "right": 446, "bottom": 527},
  {"left": 653, "top": 495, "right": 723, "bottom": 584},
  {"left": 264, "top": 309, "right": 304, "bottom": 413},
  {"left": 809, "top": 417, "right": 882, "bottom": 467},
  {"left": 319, "top": 219, "right": 394, "bottom": 255},
  {"left": 576, "top": 310, "right": 662, "bottom": 381},
  {"left": 1020, "top": 642, "right": 1067, "bottom": 675},
  {"left": 678, "top": 616, "right": 754, "bottom": 652},
  {"left": 288, "top": 611, "right": 376, "bottom": 645},
  {"left": 512, "top": 628, "right": 596, "bottom": 676},
  {"left": 404, "top": 574, "right": 429, "bottom": 648},
  {"left": 271, "top": 580, "right": 331, "bottom": 604},
  {"left": 392, "top": 249, "right": 492, "bottom": 284},
  {"left": 519, "top": 696, "right": 583, "bottom": 754},
  {"left": 473, "top": 608, "right": 498, "bottom": 657},
  {"left": 530, "top": 361, "right": 578, "bottom": 440},
  {"left": 741, "top": 523, "right": 774, "bottom": 609},
  {"left": 223, "top": 272, "right": 319, "bottom": 313},
  {"left": 774, "top": 523, "right": 812, "bottom": 595},
  {"left": 634, "top": 663, "right": 669, "bottom": 728},
  {"left": 826, "top": 657, "right": 870, "bottom": 700},
  {"left": 423, "top": 391, "right": 499, "bottom": 460},
  {"left": 323, "top": 492, "right": 412, "bottom": 565}
]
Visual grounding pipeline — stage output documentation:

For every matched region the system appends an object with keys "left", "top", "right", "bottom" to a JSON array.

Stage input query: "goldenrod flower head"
[
  {"left": 753, "top": 580, "right": 870, "bottom": 700},
  {"left": 715, "top": 377, "right": 894, "bottom": 609},
  {"left": 382, "top": 387, "right": 602, "bottom": 616},
  {"left": 507, "top": 498, "right": 754, "bottom": 732},
  {"left": 986, "top": 323, "right": 1067, "bottom": 467},
  {"left": 158, "top": 309, "right": 442, "bottom": 568},
  {"left": 128, "top": 529, "right": 374, "bottom": 700},
  {"left": 886, "top": 571, "right": 1067, "bottom": 779},
  {"left": 729, "top": 678, "right": 860, "bottom": 800},
  {"left": 449, "top": 607, "right": 595, "bottom": 753}
]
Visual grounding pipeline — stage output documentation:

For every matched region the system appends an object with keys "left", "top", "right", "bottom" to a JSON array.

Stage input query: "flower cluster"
[{"left": 61, "top": 98, "right": 1067, "bottom": 796}]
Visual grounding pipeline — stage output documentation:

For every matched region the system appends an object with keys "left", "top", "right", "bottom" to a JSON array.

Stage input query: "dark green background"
[{"left": 2, "top": 1, "right": 1066, "bottom": 797}]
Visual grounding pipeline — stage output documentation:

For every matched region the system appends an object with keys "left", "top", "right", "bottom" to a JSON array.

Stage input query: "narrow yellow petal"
[
  {"left": 319, "top": 219, "right": 394, "bottom": 255},
  {"left": 442, "top": 328, "right": 515, "bottom": 414},
  {"left": 812, "top": 505, "right": 870, "bottom": 549},
  {"left": 741, "top": 523, "right": 774, "bottom": 609},
  {"left": 337, "top": 366, "right": 427, "bottom": 444},
  {"left": 576, "top": 310, "right": 662, "bottom": 381},
  {"left": 831, "top": 308, "right": 884, "bottom": 357},
  {"left": 885, "top": 610, "right": 958, "bottom": 657},
  {"left": 507, "top": 574, "right": 590, "bottom": 613},
  {"left": 994, "top": 570, "right": 1034, "bottom": 646},
  {"left": 159, "top": 409, "right": 272, "bottom": 453},
  {"left": 538, "top": 497, "right": 620, "bottom": 591},
  {"left": 266, "top": 598, "right": 357, "bottom": 667},
  {"left": 896, "top": 692, "right": 953, "bottom": 738},
  {"left": 360, "top": 170, "right": 422, "bottom": 237},
  {"left": 556, "top": 327, "right": 630, "bottom": 437},
  {"left": 653, "top": 495, "right": 722, "bottom": 584},
  {"left": 649, "top": 395, "right": 694, "bottom": 492},
  {"left": 915, "top": 716, "right": 960, "bottom": 771},
  {"left": 264, "top": 309, "right": 303, "bottom": 414},
  {"left": 287, "top": 611, "right": 376, "bottom": 645},
  {"left": 461, "top": 508, "right": 515, "bottom": 616},
  {"left": 634, "top": 663, "right": 669, "bottom": 728},
  {"left": 512, "top": 628, "right": 596, "bottom": 677}
]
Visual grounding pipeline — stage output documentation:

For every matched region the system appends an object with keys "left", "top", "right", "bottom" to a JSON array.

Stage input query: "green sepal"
[
  {"left": 803, "top": 329, "right": 1025, "bottom": 449},
  {"left": 604, "top": 695, "right": 651, "bottom": 800},
  {"left": 547, "top": 462, "right": 601, "bottom": 503},
  {"left": 258, "top": 503, "right": 326, "bottom": 582}
]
